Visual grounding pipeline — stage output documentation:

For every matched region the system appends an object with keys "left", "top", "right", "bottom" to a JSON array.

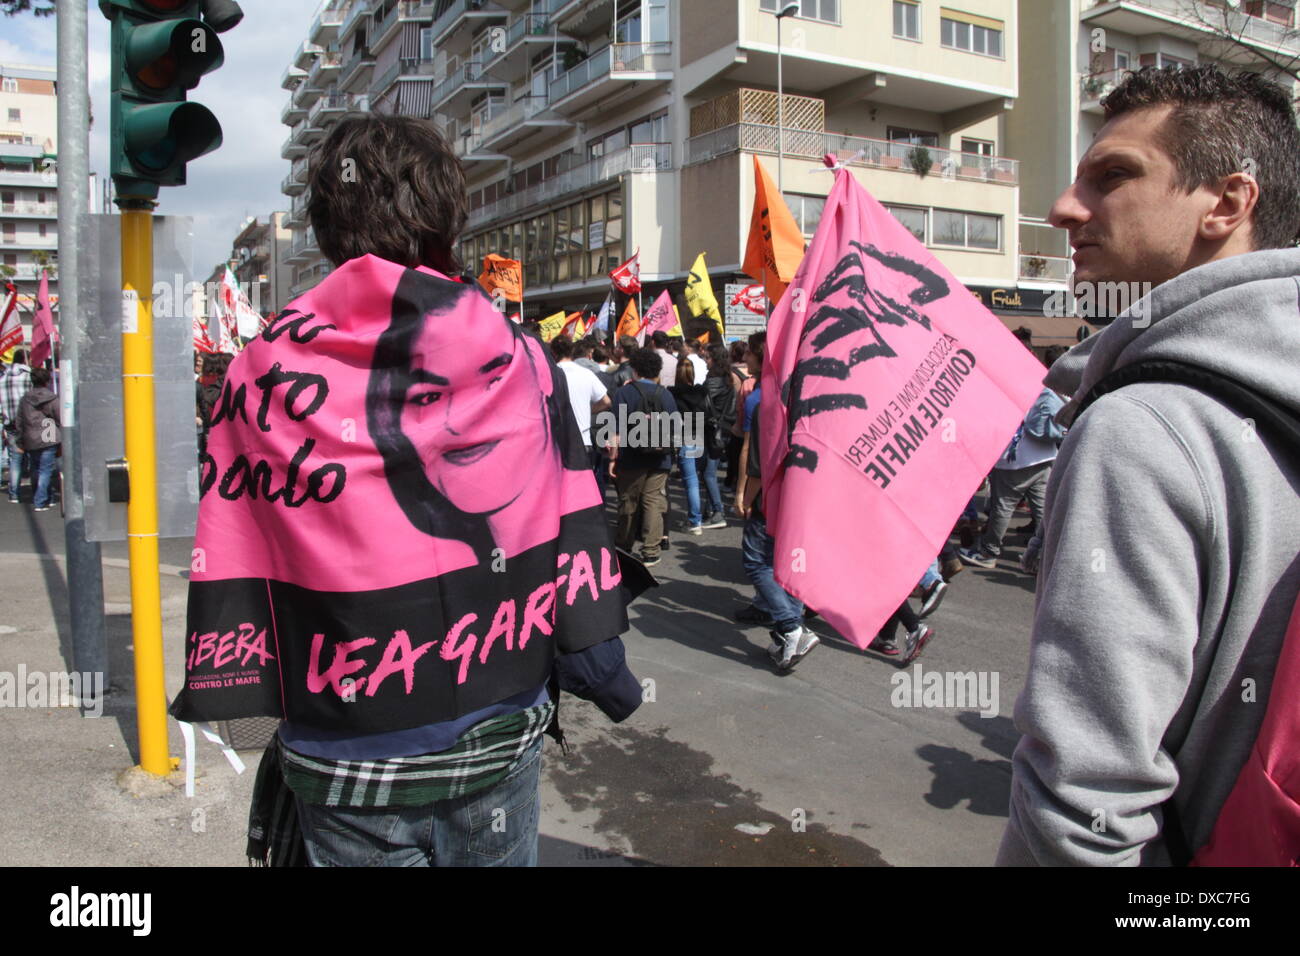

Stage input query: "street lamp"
[{"left": 774, "top": 1, "right": 799, "bottom": 194}]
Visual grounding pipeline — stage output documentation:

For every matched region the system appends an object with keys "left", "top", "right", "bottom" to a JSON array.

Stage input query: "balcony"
[
  {"left": 0, "top": 169, "right": 54, "bottom": 188},
  {"left": 285, "top": 227, "right": 320, "bottom": 265},
  {"left": 480, "top": 13, "right": 571, "bottom": 82},
  {"left": 339, "top": 0, "right": 371, "bottom": 40},
  {"left": 1079, "top": 68, "right": 1127, "bottom": 112},
  {"left": 466, "top": 142, "right": 671, "bottom": 231},
  {"left": 453, "top": 131, "right": 508, "bottom": 165},
  {"left": 429, "top": 0, "right": 508, "bottom": 52},
  {"left": 430, "top": 59, "right": 507, "bottom": 113},
  {"left": 281, "top": 61, "right": 307, "bottom": 90},
  {"left": 1018, "top": 253, "right": 1073, "bottom": 284},
  {"left": 281, "top": 96, "right": 308, "bottom": 124},
  {"left": 282, "top": 158, "right": 310, "bottom": 197},
  {"left": 308, "top": 0, "right": 349, "bottom": 44},
  {"left": 307, "top": 89, "right": 360, "bottom": 128},
  {"left": 281, "top": 120, "right": 309, "bottom": 159},
  {"left": 1082, "top": 0, "right": 1300, "bottom": 57},
  {"left": 686, "top": 124, "right": 1019, "bottom": 185},
  {"left": 339, "top": 45, "right": 376, "bottom": 90},
  {"left": 546, "top": 43, "right": 673, "bottom": 116},
  {"left": 307, "top": 49, "right": 344, "bottom": 88},
  {"left": 1, "top": 200, "right": 57, "bottom": 217},
  {"left": 373, "top": 0, "right": 437, "bottom": 51},
  {"left": 3, "top": 263, "right": 51, "bottom": 280},
  {"left": 479, "top": 92, "right": 570, "bottom": 150},
  {"left": 0, "top": 235, "right": 59, "bottom": 251},
  {"left": 295, "top": 40, "right": 325, "bottom": 70},
  {"left": 285, "top": 189, "right": 312, "bottom": 228}
]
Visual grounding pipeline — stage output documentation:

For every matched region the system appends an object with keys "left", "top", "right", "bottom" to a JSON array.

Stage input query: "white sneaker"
[
  {"left": 770, "top": 626, "right": 820, "bottom": 670},
  {"left": 687, "top": 524, "right": 703, "bottom": 536}
]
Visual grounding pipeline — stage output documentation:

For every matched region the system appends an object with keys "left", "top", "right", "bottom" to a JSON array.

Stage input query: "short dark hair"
[
  {"left": 651, "top": 330, "right": 669, "bottom": 349},
  {"left": 1103, "top": 66, "right": 1300, "bottom": 249},
  {"left": 629, "top": 347, "right": 662, "bottom": 381},
  {"left": 307, "top": 115, "right": 467, "bottom": 273},
  {"left": 592, "top": 345, "right": 608, "bottom": 364},
  {"left": 574, "top": 337, "right": 594, "bottom": 358},
  {"left": 729, "top": 341, "right": 746, "bottom": 365},
  {"left": 747, "top": 330, "right": 766, "bottom": 359},
  {"left": 550, "top": 336, "right": 574, "bottom": 361},
  {"left": 1013, "top": 326, "right": 1033, "bottom": 347},
  {"left": 11, "top": 348, "right": 27, "bottom": 366},
  {"left": 618, "top": 334, "right": 638, "bottom": 354},
  {"left": 30, "top": 367, "right": 50, "bottom": 388}
]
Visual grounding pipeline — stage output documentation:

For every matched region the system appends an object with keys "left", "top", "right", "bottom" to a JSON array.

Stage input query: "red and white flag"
[
  {"left": 0, "top": 282, "right": 23, "bottom": 355},
  {"left": 30, "top": 270, "right": 55, "bottom": 368},
  {"left": 608, "top": 248, "right": 641, "bottom": 295},
  {"left": 221, "top": 267, "right": 263, "bottom": 341}
]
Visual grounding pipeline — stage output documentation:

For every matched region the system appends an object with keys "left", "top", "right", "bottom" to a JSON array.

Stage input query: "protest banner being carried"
[{"left": 760, "top": 159, "right": 1045, "bottom": 649}]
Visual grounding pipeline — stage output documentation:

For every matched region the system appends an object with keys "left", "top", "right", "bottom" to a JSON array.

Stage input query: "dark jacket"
[
  {"left": 670, "top": 383, "right": 720, "bottom": 459},
  {"left": 703, "top": 373, "right": 737, "bottom": 457},
  {"left": 18, "top": 386, "right": 59, "bottom": 451}
]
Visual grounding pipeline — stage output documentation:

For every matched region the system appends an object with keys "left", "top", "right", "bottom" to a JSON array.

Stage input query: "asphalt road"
[{"left": 0, "top": 472, "right": 1038, "bottom": 867}]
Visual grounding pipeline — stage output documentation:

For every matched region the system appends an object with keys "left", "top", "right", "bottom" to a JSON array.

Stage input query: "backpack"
[
  {"left": 630, "top": 380, "right": 675, "bottom": 457},
  {"left": 1077, "top": 360, "right": 1300, "bottom": 866}
]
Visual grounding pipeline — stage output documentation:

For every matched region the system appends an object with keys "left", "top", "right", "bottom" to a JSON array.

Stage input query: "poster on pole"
[{"left": 724, "top": 282, "right": 767, "bottom": 342}]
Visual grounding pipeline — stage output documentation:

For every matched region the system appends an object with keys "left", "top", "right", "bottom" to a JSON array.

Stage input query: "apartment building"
[
  {"left": 1008, "top": 0, "right": 1300, "bottom": 303},
  {"left": 229, "top": 212, "right": 293, "bottom": 316},
  {"left": 1, "top": 62, "right": 59, "bottom": 321},
  {"left": 281, "top": 3, "right": 1100, "bottom": 337}
]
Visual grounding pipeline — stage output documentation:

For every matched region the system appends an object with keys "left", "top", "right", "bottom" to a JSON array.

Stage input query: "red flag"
[
  {"left": 0, "top": 282, "right": 22, "bottom": 355},
  {"left": 30, "top": 270, "right": 54, "bottom": 368},
  {"left": 730, "top": 283, "right": 768, "bottom": 316},
  {"left": 608, "top": 248, "right": 641, "bottom": 295},
  {"left": 193, "top": 311, "right": 217, "bottom": 354}
]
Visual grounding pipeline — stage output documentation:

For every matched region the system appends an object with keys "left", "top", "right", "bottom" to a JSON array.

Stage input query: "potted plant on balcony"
[
  {"left": 907, "top": 145, "right": 933, "bottom": 178},
  {"left": 1024, "top": 255, "right": 1048, "bottom": 278},
  {"left": 562, "top": 47, "right": 584, "bottom": 72},
  {"left": 0, "top": 264, "right": 15, "bottom": 281}
]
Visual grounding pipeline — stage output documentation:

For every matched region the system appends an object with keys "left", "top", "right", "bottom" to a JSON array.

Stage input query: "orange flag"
[
  {"left": 615, "top": 298, "right": 642, "bottom": 345},
  {"left": 478, "top": 253, "right": 523, "bottom": 302},
  {"left": 741, "top": 155, "right": 805, "bottom": 306}
]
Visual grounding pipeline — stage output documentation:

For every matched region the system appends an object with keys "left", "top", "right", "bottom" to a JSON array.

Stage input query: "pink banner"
[
  {"left": 760, "top": 163, "right": 1044, "bottom": 649},
  {"left": 30, "top": 271, "right": 53, "bottom": 368}
]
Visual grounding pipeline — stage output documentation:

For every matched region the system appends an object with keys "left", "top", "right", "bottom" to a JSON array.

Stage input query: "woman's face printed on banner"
[{"left": 401, "top": 311, "right": 547, "bottom": 515}]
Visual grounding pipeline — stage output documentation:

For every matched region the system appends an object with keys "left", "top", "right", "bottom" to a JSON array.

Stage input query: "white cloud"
[{"left": 8, "top": 0, "right": 320, "bottom": 277}]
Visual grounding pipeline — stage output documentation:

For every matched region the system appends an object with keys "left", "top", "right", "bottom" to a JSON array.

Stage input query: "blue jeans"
[
  {"left": 740, "top": 508, "right": 804, "bottom": 633},
  {"left": 679, "top": 448, "right": 724, "bottom": 527},
  {"left": 30, "top": 447, "right": 57, "bottom": 508},
  {"left": 919, "top": 558, "right": 941, "bottom": 590},
  {"left": 295, "top": 736, "right": 543, "bottom": 867},
  {"left": 7, "top": 446, "right": 26, "bottom": 500}
]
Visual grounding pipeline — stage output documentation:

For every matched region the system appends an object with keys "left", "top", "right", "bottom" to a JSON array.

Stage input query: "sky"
[{"left": 1, "top": 0, "right": 321, "bottom": 274}]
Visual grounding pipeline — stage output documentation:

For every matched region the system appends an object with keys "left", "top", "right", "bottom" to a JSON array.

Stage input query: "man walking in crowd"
[
  {"left": 1, "top": 348, "right": 32, "bottom": 503},
  {"left": 552, "top": 335, "right": 612, "bottom": 497},
  {"left": 959, "top": 346, "right": 1069, "bottom": 570},
  {"left": 999, "top": 66, "right": 1300, "bottom": 865},
  {"left": 612, "top": 334, "right": 637, "bottom": 388},
  {"left": 16, "top": 365, "right": 60, "bottom": 511},
  {"left": 733, "top": 331, "right": 818, "bottom": 670},
  {"left": 651, "top": 330, "right": 678, "bottom": 388},
  {"left": 610, "top": 346, "right": 678, "bottom": 567}
]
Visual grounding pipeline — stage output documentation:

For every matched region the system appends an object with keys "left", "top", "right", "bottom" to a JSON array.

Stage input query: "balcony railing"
[
  {"left": 340, "top": 45, "right": 375, "bottom": 87},
  {"left": 1084, "top": 0, "right": 1298, "bottom": 49},
  {"left": 1018, "top": 254, "right": 1072, "bottom": 283},
  {"left": 309, "top": 0, "right": 348, "bottom": 39},
  {"left": 430, "top": 58, "right": 499, "bottom": 105},
  {"left": 0, "top": 235, "right": 58, "bottom": 249},
  {"left": 482, "top": 14, "right": 553, "bottom": 69},
  {"left": 466, "top": 143, "right": 671, "bottom": 230},
  {"left": 478, "top": 92, "right": 553, "bottom": 142},
  {"left": 0, "top": 169, "right": 55, "bottom": 187},
  {"left": 340, "top": 0, "right": 369, "bottom": 37},
  {"left": 1079, "top": 68, "right": 1126, "bottom": 101},
  {"left": 547, "top": 42, "right": 671, "bottom": 104},
  {"left": 0, "top": 200, "right": 57, "bottom": 216},
  {"left": 3, "top": 263, "right": 50, "bottom": 280},
  {"left": 685, "top": 124, "right": 1020, "bottom": 185}
]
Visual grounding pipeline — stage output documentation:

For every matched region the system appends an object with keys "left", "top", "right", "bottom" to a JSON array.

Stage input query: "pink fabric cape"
[
  {"left": 171, "top": 255, "right": 627, "bottom": 731},
  {"left": 761, "top": 165, "right": 1045, "bottom": 648}
]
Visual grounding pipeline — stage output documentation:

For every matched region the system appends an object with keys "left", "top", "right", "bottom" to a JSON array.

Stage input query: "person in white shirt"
[
  {"left": 651, "top": 331, "right": 678, "bottom": 388},
  {"left": 551, "top": 335, "right": 613, "bottom": 493}
]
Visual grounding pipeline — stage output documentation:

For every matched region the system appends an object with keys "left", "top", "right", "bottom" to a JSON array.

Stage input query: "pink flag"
[
  {"left": 640, "top": 289, "right": 676, "bottom": 336},
  {"left": 30, "top": 270, "right": 54, "bottom": 368},
  {"left": 760, "top": 160, "right": 1045, "bottom": 649},
  {"left": 0, "top": 282, "right": 22, "bottom": 355}
]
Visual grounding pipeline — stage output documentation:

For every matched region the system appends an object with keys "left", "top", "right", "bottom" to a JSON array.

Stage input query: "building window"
[
  {"left": 940, "top": 9, "right": 1004, "bottom": 57},
  {"left": 783, "top": 193, "right": 826, "bottom": 238},
  {"left": 39, "top": 223, "right": 46, "bottom": 237},
  {"left": 888, "top": 127, "right": 939, "bottom": 147},
  {"left": 932, "top": 208, "right": 1000, "bottom": 249},
  {"left": 884, "top": 204, "right": 927, "bottom": 243},
  {"left": 961, "top": 138, "right": 994, "bottom": 158},
  {"left": 893, "top": 1, "right": 920, "bottom": 40},
  {"left": 760, "top": 0, "right": 839, "bottom": 25},
  {"left": 1, "top": 78, "right": 16, "bottom": 93},
  {"left": 7, "top": 109, "right": 19, "bottom": 123}
]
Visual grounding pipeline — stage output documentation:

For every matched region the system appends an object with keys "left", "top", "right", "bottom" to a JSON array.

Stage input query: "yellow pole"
[{"left": 120, "top": 201, "right": 170, "bottom": 777}]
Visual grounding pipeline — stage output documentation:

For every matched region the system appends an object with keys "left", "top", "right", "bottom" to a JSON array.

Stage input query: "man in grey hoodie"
[{"left": 998, "top": 66, "right": 1300, "bottom": 865}]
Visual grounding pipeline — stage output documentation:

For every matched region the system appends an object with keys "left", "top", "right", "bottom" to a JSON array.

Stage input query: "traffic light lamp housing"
[{"left": 101, "top": 0, "right": 241, "bottom": 201}]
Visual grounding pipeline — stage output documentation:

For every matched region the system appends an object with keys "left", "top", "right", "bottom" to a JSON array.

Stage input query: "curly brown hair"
[{"left": 307, "top": 115, "right": 467, "bottom": 274}]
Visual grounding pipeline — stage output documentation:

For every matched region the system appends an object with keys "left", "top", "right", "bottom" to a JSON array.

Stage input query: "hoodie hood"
[{"left": 1047, "top": 248, "right": 1300, "bottom": 427}]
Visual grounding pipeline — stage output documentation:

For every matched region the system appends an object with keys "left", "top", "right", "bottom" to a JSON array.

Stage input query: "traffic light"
[{"left": 100, "top": 1, "right": 244, "bottom": 201}]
